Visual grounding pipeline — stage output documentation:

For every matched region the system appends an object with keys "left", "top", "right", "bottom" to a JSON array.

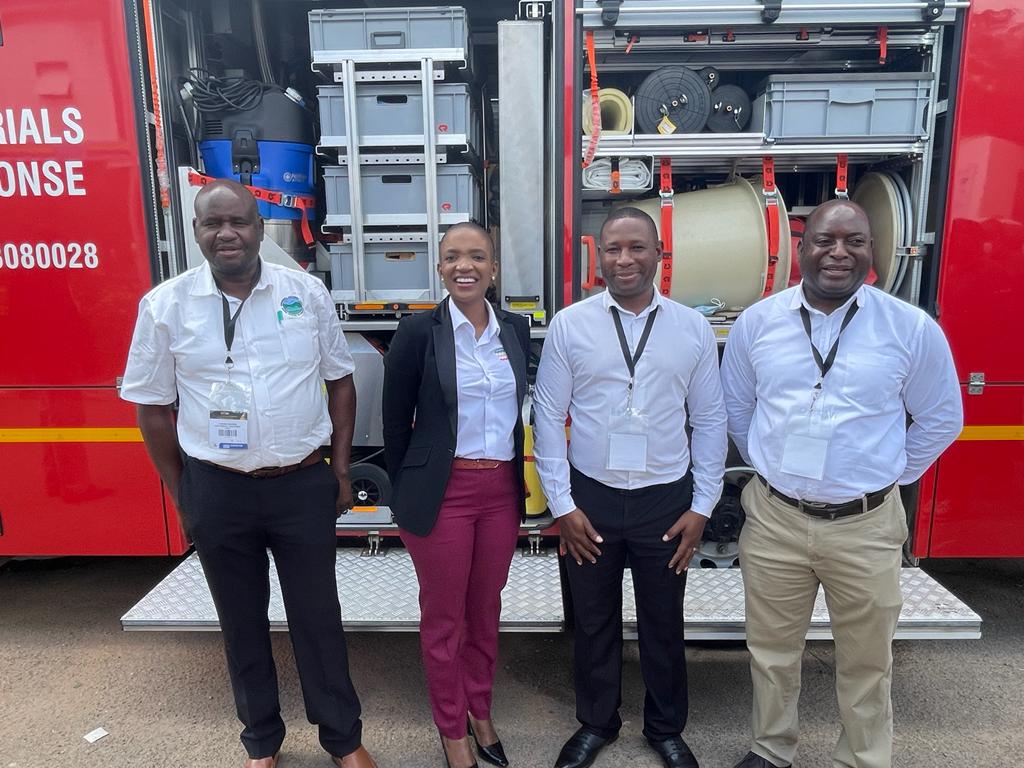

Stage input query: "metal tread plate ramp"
[{"left": 121, "top": 550, "right": 981, "bottom": 640}]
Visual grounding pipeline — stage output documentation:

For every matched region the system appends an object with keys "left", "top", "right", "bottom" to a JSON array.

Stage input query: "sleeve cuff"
[
  {"left": 549, "top": 496, "right": 578, "bottom": 518},
  {"left": 689, "top": 498, "right": 715, "bottom": 518}
]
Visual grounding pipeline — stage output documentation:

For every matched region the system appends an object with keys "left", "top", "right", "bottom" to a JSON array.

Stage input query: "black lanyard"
[
  {"left": 799, "top": 301, "right": 859, "bottom": 389},
  {"left": 611, "top": 306, "right": 658, "bottom": 392},
  {"left": 219, "top": 264, "right": 261, "bottom": 368}
]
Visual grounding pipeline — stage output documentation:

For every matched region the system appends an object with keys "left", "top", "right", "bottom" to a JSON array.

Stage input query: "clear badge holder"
[
  {"left": 208, "top": 380, "right": 253, "bottom": 450},
  {"left": 780, "top": 394, "right": 835, "bottom": 481},
  {"left": 606, "top": 406, "right": 650, "bottom": 472}
]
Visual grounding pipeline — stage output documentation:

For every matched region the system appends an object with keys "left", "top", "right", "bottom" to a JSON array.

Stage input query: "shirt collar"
[
  {"left": 602, "top": 287, "right": 662, "bottom": 318},
  {"left": 449, "top": 299, "right": 501, "bottom": 342},
  {"left": 191, "top": 258, "right": 269, "bottom": 298},
  {"left": 791, "top": 282, "right": 867, "bottom": 315}
]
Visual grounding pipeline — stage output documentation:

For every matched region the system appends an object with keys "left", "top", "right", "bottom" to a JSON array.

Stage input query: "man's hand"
[
  {"left": 664, "top": 510, "right": 707, "bottom": 574},
  {"left": 335, "top": 472, "right": 354, "bottom": 517},
  {"left": 558, "top": 508, "right": 603, "bottom": 566}
]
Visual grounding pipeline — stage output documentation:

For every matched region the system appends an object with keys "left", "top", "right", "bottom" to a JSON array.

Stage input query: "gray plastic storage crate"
[
  {"left": 323, "top": 164, "right": 480, "bottom": 226},
  {"left": 330, "top": 241, "right": 435, "bottom": 302},
  {"left": 308, "top": 7, "right": 469, "bottom": 54},
  {"left": 318, "top": 83, "right": 475, "bottom": 149},
  {"left": 750, "top": 73, "right": 933, "bottom": 141}
]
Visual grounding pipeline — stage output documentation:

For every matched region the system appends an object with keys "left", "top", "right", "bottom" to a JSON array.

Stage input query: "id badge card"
[
  {"left": 606, "top": 408, "right": 649, "bottom": 472},
  {"left": 779, "top": 405, "right": 834, "bottom": 480},
  {"left": 208, "top": 380, "right": 252, "bottom": 449}
]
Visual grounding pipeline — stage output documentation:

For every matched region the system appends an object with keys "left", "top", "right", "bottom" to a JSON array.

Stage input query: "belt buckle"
[{"left": 798, "top": 499, "right": 830, "bottom": 518}]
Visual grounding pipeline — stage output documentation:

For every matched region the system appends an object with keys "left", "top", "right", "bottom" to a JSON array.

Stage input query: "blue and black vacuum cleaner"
[{"left": 187, "top": 70, "right": 316, "bottom": 263}]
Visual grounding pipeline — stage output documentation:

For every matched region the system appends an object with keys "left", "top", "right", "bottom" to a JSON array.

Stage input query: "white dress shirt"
[
  {"left": 449, "top": 300, "right": 517, "bottom": 461},
  {"left": 533, "top": 290, "right": 728, "bottom": 517},
  {"left": 720, "top": 283, "right": 963, "bottom": 502},
  {"left": 120, "top": 259, "right": 355, "bottom": 471}
]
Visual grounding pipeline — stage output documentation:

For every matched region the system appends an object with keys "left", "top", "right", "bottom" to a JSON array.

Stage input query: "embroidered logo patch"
[{"left": 281, "top": 296, "right": 303, "bottom": 317}]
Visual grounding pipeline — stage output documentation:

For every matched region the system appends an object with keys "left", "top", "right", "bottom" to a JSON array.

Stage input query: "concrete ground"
[{"left": 0, "top": 555, "right": 1020, "bottom": 768}]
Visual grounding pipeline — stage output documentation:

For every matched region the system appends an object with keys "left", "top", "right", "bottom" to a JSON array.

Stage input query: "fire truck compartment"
[{"left": 121, "top": 550, "right": 981, "bottom": 639}]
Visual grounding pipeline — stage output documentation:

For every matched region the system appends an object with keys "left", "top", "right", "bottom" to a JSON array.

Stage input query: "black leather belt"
[
  {"left": 197, "top": 449, "right": 323, "bottom": 479},
  {"left": 758, "top": 475, "right": 895, "bottom": 520}
]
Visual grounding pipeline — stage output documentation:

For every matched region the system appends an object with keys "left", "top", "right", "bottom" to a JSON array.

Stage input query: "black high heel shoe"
[
  {"left": 467, "top": 716, "right": 510, "bottom": 767},
  {"left": 439, "top": 731, "right": 479, "bottom": 768}
]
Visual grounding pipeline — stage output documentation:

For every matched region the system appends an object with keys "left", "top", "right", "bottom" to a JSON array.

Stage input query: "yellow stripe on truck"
[
  {"left": 0, "top": 427, "right": 143, "bottom": 443},
  {"left": 958, "top": 426, "right": 1024, "bottom": 441}
]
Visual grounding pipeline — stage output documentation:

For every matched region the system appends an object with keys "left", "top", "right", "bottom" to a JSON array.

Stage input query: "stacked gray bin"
[{"left": 309, "top": 6, "right": 479, "bottom": 306}]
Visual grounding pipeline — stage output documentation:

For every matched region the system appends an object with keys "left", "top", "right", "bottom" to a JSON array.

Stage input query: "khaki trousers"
[{"left": 738, "top": 478, "right": 906, "bottom": 768}]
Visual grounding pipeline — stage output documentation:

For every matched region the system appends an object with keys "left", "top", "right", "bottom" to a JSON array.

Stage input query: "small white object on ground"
[{"left": 83, "top": 727, "right": 109, "bottom": 744}]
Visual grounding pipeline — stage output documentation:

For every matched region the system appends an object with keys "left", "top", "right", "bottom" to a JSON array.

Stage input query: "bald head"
[
  {"left": 803, "top": 199, "right": 871, "bottom": 245},
  {"left": 194, "top": 178, "right": 260, "bottom": 220}
]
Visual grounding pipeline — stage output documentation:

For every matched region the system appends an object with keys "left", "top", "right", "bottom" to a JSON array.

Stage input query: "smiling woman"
[{"left": 382, "top": 222, "right": 531, "bottom": 768}]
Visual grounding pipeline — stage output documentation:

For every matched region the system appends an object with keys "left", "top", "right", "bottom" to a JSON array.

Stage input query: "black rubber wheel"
[
  {"left": 348, "top": 463, "right": 391, "bottom": 506},
  {"left": 634, "top": 65, "right": 712, "bottom": 134}
]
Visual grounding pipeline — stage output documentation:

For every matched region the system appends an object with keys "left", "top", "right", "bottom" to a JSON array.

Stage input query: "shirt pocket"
[
  {"left": 280, "top": 317, "right": 318, "bottom": 366},
  {"left": 839, "top": 356, "right": 904, "bottom": 409}
]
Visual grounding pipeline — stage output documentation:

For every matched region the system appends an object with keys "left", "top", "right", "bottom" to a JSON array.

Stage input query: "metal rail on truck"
[{"left": 121, "top": 550, "right": 981, "bottom": 640}]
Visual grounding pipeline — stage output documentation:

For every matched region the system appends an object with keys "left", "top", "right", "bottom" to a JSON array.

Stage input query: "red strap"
[
  {"left": 625, "top": 34, "right": 638, "bottom": 54},
  {"left": 761, "top": 157, "right": 780, "bottom": 296},
  {"left": 659, "top": 158, "right": 674, "bottom": 298},
  {"left": 188, "top": 170, "right": 317, "bottom": 245},
  {"left": 582, "top": 31, "right": 601, "bottom": 169},
  {"left": 610, "top": 158, "right": 621, "bottom": 195},
  {"left": 835, "top": 154, "right": 849, "bottom": 199},
  {"left": 877, "top": 26, "right": 888, "bottom": 65}
]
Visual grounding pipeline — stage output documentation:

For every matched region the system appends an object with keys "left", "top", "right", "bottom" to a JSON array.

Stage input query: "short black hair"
[
  {"left": 439, "top": 221, "right": 496, "bottom": 259},
  {"left": 599, "top": 206, "right": 660, "bottom": 244},
  {"left": 193, "top": 178, "right": 260, "bottom": 219}
]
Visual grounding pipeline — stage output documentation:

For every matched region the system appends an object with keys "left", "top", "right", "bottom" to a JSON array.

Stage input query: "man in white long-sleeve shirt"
[
  {"left": 720, "top": 200, "right": 963, "bottom": 768},
  {"left": 534, "top": 208, "right": 728, "bottom": 768}
]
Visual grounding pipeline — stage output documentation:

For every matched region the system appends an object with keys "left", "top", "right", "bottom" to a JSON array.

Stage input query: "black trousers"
[
  {"left": 179, "top": 458, "right": 362, "bottom": 759},
  {"left": 566, "top": 467, "right": 693, "bottom": 741}
]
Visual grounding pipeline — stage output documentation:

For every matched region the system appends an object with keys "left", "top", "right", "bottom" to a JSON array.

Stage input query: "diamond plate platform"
[{"left": 121, "top": 552, "right": 981, "bottom": 640}]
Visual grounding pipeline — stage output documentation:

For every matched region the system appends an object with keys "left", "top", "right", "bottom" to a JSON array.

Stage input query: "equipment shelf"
[{"left": 588, "top": 134, "right": 925, "bottom": 173}]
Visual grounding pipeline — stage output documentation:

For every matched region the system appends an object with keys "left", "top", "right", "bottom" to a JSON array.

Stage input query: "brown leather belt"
[
  {"left": 758, "top": 475, "right": 895, "bottom": 520},
  {"left": 451, "top": 458, "right": 509, "bottom": 470},
  {"left": 197, "top": 449, "right": 323, "bottom": 479}
]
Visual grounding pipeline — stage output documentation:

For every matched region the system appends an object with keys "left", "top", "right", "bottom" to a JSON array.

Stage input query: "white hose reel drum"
[{"left": 627, "top": 176, "right": 792, "bottom": 309}]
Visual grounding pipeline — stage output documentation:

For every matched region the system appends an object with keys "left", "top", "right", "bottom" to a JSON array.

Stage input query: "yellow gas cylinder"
[{"left": 522, "top": 394, "right": 548, "bottom": 517}]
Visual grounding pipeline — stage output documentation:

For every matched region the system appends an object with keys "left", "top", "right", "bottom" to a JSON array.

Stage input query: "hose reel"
[{"left": 634, "top": 65, "right": 711, "bottom": 134}]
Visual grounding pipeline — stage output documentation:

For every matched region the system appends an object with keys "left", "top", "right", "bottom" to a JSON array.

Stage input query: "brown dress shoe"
[
  {"left": 330, "top": 745, "right": 378, "bottom": 768},
  {"left": 244, "top": 755, "right": 279, "bottom": 768}
]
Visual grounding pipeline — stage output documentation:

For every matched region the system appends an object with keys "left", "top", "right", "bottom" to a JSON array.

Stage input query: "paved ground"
[{"left": 0, "top": 555, "right": 1020, "bottom": 768}]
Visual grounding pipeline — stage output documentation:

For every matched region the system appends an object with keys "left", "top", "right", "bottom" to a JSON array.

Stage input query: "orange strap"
[
  {"left": 187, "top": 170, "right": 316, "bottom": 245},
  {"left": 877, "top": 26, "right": 888, "bottom": 65},
  {"left": 835, "top": 154, "right": 849, "bottom": 199},
  {"left": 659, "top": 158, "right": 674, "bottom": 298},
  {"left": 762, "top": 156, "right": 780, "bottom": 296},
  {"left": 582, "top": 31, "right": 601, "bottom": 169}
]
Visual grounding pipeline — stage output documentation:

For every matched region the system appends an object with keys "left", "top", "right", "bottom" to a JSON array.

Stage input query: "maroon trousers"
[{"left": 400, "top": 463, "right": 520, "bottom": 739}]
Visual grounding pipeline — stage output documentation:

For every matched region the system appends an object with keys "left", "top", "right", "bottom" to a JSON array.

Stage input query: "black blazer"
[{"left": 382, "top": 298, "right": 531, "bottom": 537}]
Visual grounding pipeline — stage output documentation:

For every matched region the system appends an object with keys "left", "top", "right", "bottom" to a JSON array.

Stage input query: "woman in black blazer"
[{"left": 383, "top": 222, "right": 531, "bottom": 768}]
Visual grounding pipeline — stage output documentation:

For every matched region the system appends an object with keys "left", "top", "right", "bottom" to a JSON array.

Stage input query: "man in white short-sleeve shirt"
[
  {"left": 720, "top": 199, "right": 962, "bottom": 768},
  {"left": 121, "top": 180, "right": 376, "bottom": 768}
]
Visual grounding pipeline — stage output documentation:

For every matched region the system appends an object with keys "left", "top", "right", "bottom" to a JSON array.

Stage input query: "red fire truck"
[{"left": 0, "top": 0, "right": 1015, "bottom": 634}]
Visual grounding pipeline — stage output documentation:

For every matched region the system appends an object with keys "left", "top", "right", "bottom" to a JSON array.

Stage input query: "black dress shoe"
[
  {"left": 730, "top": 751, "right": 790, "bottom": 768},
  {"left": 467, "top": 717, "right": 509, "bottom": 767},
  {"left": 647, "top": 736, "right": 700, "bottom": 768},
  {"left": 553, "top": 727, "right": 617, "bottom": 768}
]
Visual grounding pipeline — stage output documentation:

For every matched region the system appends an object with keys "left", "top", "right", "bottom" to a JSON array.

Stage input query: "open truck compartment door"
[{"left": 113, "top": 0, "right": 990, "bottom": 635}]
